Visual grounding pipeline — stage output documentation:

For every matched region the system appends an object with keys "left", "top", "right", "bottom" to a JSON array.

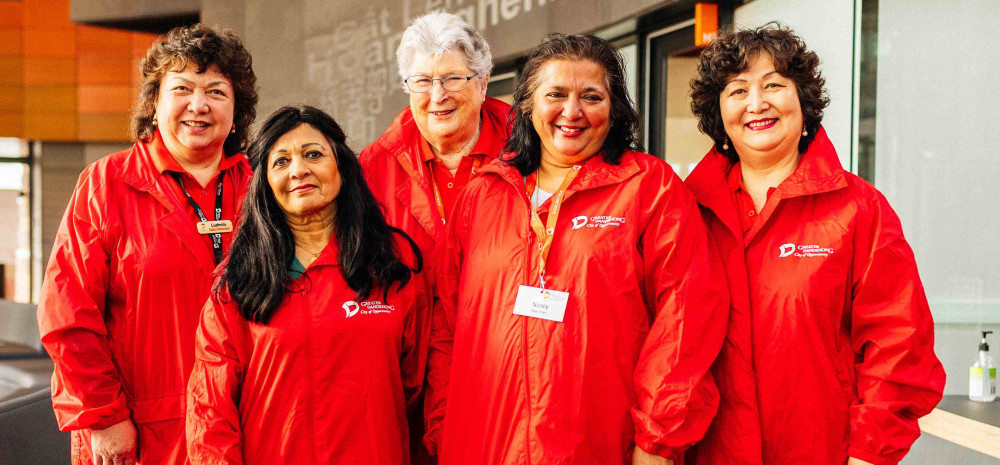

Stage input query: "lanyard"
[
  {"left": 397, "top": 153, "right": 482, "bottom": 225},
  {"left": 524, "top": 165, "right": 582, "bottom": 289},
  {"left": 170, "top": 171, "right": 225, "bottom": 265}
]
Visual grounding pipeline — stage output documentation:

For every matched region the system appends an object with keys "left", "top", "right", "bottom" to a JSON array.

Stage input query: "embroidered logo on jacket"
[
  {"left": 343, "top": 300, "right": 396, "bottom": 318},
  {"left": 343, "top": 301, "right": 360, "bottom": 318},
  {"left": 778, "top": 243, "right": 835, "bottom": 258},
  {"left": 571, "top": 215, "right": 626, "bottom": 230}
]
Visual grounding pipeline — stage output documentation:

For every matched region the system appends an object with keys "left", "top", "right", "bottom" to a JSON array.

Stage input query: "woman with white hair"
[{"left": 359, "top": 11, "right": 510, "bottom": 462}]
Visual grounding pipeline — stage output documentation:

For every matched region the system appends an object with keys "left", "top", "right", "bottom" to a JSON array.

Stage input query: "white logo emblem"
[
  {"left": 778, "top": 243, "right": 835, "bottom": 258},
  {"left": 342, "top": 301, "right": 360, "bottom": 318},
  {"left": 570, "top": 214, "right": 626, "bottom": 230},
  {"left": 778, "top": 243, "right": 796, "bottom": 258},
  {"left": 342, "top": 300, "right": 396, "bottom": 318}
]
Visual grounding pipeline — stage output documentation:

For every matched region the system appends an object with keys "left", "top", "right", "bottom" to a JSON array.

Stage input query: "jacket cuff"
[
  {"left": 635, "top": 439, "right": 684, "bottom": 462},
  {"left": 86, "top": 409, "right": 132, "bottom": 431},
  {"left": 848, "top": 446, "right": 898, "bottom": 465}
]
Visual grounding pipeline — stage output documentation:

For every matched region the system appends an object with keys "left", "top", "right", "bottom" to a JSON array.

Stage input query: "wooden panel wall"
[{"left": 0, "top": 0, "right": 157, "bottom": 142}]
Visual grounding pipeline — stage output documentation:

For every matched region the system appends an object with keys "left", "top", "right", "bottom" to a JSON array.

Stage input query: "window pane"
[{"left": 875, "top": 1, "right": 1000, "bottom": 324}]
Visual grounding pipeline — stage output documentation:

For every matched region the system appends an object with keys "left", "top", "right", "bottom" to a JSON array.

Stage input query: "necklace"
[{"left": 296, "top": 243, "right": 322, "bottom": 258}]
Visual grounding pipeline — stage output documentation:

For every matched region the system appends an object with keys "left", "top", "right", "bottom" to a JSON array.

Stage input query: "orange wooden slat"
[
  {"left": 24, "top": 85, "right": 76, "bottom": 112},
  {"left": 76, "top": 24, "right": 131, "bottom": 57},
  {"left": 0, "top": 57, "right": 24, "bottom": 85},
  {"left": 78, "top": 56, "right": 132, "bottom": 85},
  {"left": 78, "top": 85, "right": 131, "bottom": 113},
  {"left": 0, "top": 29, "right": 24, "bottom": 56},
  {"left": 24, "top": 112, "right": 76, "bottom": 140},
  {"left": 0, "top": 114, "right": 25, "bottom": 138},
  {"left": 78, "top": 113, "right": 130, "bottom": 141},
  {"left": 23, "top": 57, "right": 76, "bottom": 85},
  {"left": 23, "top": 27, "right": 76, "bottom": 58},
  {"left": 23, "top": 0, "right": 71, "bottom": 27},
  {"left": 0, "top": 3, "right": 24, "bottom": 28}
]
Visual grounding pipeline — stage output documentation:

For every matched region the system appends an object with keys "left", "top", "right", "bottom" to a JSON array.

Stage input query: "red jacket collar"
[
  {"left": 374, "top": 97, "right": 511, "bottom": 175},
  {"left": 120, "top": 130, "right": 247, "bottom": 192},
  {"left": 687, "top": 126, "right": 848, "bottom": 213},
  {"left": 480, "top": 150, "right": 643, "bottom": 200}
]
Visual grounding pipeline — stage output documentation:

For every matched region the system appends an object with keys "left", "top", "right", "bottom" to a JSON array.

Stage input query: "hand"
[
  {"left": 632, "top": 445, "right": 674, "bottom": 465},
  {"left": 847, "top": 458, "right": 875, "bottom": 465},
  {"left": 90, "top": 419, "right": 137, "bottom": 465}
]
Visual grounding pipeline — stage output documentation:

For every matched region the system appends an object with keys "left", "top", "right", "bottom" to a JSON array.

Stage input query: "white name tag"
[
  {"left": 513, "top": 285, "right": 569, "bottom": 322},
  {"left": 196, "top": 220, "right": 233, "bottom": 234}
]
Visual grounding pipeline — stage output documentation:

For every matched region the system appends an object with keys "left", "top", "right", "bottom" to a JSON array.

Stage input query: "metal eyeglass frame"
[{"left": 404, "top": 73, "right": 478, "bottom": 93}]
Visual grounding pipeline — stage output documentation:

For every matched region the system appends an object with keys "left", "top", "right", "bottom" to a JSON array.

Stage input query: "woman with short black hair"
[{"left": 187, "top": 106, "right": 429, "bottom": 465}]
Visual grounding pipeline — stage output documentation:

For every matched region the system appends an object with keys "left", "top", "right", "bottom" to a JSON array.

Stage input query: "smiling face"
[
  {"left": 266, "top": 123, "right": 342, "bottom": 220},
  {"left": 407, "top": 50, "right": 487, "bottom": 152},
  {"left": 155, "top": 63, "right": 235, "bottom": 162},
  {"left": 719, "top": 53, "right": 804, "bottom": 165},
  {"left": 529, "top": 59, "right": 611, "bottom": 166}
]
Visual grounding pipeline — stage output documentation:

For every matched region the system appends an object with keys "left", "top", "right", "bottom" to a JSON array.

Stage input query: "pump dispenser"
[{"left": 969, "top": 330, "right": 997, "bottom": 402}]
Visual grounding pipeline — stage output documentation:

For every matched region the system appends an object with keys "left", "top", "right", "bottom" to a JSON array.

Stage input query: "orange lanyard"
[
  {"left": 397, "top": 153, "right": 482, "bottom": 225},
  {"left": 524, "top": 165, "right": 582, "bottom": 289}
]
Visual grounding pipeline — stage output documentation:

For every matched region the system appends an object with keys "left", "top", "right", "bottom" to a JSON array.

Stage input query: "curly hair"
[
  {"left": 503, "top": 33, "right": 639, "bottom": 175},
  {"left": 690, "top": 23, "right": 829, "bottom": 162},
  {"left": 130, "top": 24, "right": 258, "bottom": 156}
]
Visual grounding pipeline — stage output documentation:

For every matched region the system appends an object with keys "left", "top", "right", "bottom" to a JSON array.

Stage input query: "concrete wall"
[
  {"left": 71, "top": 0, "right": 200, "bottom": 25},
  {"left": 33, "top": 140, "right": 128, "bottom": 300},
  {"left": 208, "top": 0, "right": 694, "bottom": 149}
]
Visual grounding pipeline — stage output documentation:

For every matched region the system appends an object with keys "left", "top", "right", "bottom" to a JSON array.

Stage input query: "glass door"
[{"left": 645, "top": 20, "right": 713, "bottom": 179}]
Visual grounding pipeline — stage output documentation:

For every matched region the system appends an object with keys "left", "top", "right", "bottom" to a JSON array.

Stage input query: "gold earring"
[
  {"left": 152, "top": 116, "right": 158, "bottom": 127},
  {"left": 230, "top": 125, "right": 236, "bottom": 134},
  {"left": 802, "top": 127, "right": 808, "bottom": 137},
  {"left": 722, "top": 138, "right": 729, "bottom": 151}
]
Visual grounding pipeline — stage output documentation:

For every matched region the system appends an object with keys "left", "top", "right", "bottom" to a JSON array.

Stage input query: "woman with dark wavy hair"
[
  {"left": 425, "top": 34, "right": 727, "bottom": 465},
  {"left": 684, "top": 24, "right": 944, "bottom": 465},
  {"left": 37, "top": 23, "right": 256, "bottom": 465},
  {"left": 186, "top": 106, "right": 428, "bottom": 465}
]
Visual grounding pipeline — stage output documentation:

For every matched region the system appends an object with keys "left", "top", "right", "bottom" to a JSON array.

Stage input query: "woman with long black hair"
[{"left": 186, "top": 106, "right": 429, "bottom": 465}]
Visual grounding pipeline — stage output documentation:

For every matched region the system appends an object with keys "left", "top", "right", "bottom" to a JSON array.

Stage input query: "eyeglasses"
[{"left": 404, "top": 73, "right": 478, "bottom": 93}]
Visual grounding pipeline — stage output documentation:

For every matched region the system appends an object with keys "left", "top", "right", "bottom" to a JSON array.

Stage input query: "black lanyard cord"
[{"left": 169, "top": 171, "right": 225, "bottom": 265}]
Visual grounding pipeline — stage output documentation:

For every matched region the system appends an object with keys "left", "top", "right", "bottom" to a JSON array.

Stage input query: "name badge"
[
  {"left": 513, "top": 285, "right": 569, "bottom": 322},
  {"left": 197, "top": 220, "right": 233, "bottom": 235}
]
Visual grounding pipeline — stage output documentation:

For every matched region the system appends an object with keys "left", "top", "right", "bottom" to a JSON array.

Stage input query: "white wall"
[{"left": 734, "top": 0, "right": 856, "bottom": 171}]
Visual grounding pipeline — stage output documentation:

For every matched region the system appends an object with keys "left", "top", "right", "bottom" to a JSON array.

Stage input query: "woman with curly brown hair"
[
  {"left": 684, "top": 24, "right": 945, "bottom": 465},
  {"left": 37, "top": 24, "right": 257, "bottom": 465}
]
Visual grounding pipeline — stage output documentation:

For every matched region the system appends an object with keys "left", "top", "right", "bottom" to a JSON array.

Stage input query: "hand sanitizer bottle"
[{"left": 969, "top": 330, "right": 997, "bottom": 402}]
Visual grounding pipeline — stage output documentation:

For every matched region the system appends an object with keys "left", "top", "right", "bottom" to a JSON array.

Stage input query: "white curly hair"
[{"left": 395, "top": 11, "right": 493, "bottom": 91}]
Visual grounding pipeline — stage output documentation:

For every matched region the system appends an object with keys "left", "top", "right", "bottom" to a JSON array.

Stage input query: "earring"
[
  {"left": 230, "top": 125, "right": 236, "bottom": 134},
  {"left": 152, "top": 116, "right": 158, "bottom": 127},
  {"left": 802, "top": 127, "right": 808, "bottom": 137},
  {"left": 722, "top": 138, "right": 729, "bottom": 151}
]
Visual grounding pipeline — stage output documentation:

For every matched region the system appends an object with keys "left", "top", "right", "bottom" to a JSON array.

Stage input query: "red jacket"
[
  {"left": 186, "top": 239, "right": 430, "bottom": 465},
  {"left": 427, "top": 151, "right": 728, "bottom": 464},
  {"left": 37, "top": 133, "right": 251, "bottom": 464},
  {"left": 359, "top": 97, "right": 510, "bottom": 464},
  {"left": 684, "top": 127, "right": 945, "bottom": 465},
  {"left": 359, "top": 97, "right": 511, "bottom": 280}
]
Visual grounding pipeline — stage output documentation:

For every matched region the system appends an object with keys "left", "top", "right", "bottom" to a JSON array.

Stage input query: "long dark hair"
[
  {"left": 503, "top": 33, "right": 639, "bottom": 175},
  {"left": 217, "top": 106, "right": 422, "bottom": 324}
]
